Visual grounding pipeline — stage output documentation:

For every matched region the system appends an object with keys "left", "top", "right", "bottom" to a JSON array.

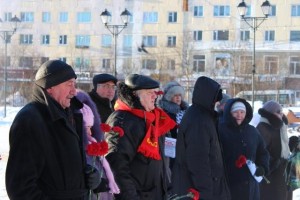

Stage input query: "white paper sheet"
[
  {"left": 246, "top": 160, "right": 263, "bottom": 183},
  {"left": 164, "top": 137, "right": 176, "bottom": 158}
]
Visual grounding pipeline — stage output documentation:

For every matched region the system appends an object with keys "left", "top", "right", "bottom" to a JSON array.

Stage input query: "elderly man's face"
[
  {"left": 136, "top": 88, "right": 158, "bottom": 111},
  {"left": 46, "top": 78, "right": 77, "bottom": 109},
  {"left": 96, "top": 81, "right": 116, "bottom": 101}
]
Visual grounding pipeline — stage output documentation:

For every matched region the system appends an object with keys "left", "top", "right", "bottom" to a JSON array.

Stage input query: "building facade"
[{"left": 0, "top": 0, "right": 300, "bottom": 103}]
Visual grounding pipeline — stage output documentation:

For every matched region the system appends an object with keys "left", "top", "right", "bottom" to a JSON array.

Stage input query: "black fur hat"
[
  {"left": 35, "top": 60, "right": 77, "bottom": 89},
  {"left": 125, "top": 74, "right": 159, "bottom": 91}
]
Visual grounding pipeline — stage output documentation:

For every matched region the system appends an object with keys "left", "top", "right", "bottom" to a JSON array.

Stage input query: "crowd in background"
[{"left": 5, "top": 59, "right": 300, "bottom": 200}]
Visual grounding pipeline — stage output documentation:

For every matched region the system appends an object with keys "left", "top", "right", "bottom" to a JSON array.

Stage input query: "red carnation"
[
  {"left": 187, "top": 188, "right": 200, "bottom": 200},
  {"left": 97, "top": 141, "right": 109, "bottom": 156},
  {"left": 235, "top": 155, "right": 247, "bottom": 168},
  {"left": 155, "top": 91, "right": 164, "bottom": 95},
  {"left": 100, "top": 123, "right": 111, "bottom": 132},
  {"left": 112, "top": 126, "right": 124, "bottom": 137}
]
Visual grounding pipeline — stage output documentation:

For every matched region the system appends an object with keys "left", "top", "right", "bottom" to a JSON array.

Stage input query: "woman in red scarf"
[{"left": 104, "top": 74, "right": 176, "bottom": 200}]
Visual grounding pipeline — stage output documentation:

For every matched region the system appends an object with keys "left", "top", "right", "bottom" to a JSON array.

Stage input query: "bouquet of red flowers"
[
  {"left": 100, "top": 123, "right": 124, "bottom": 137},
  {"left": 168, "top": 188, "right": 200, "bottom": 200}
]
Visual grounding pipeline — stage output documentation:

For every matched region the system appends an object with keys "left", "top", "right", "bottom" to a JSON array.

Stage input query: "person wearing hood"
[
  {"left": 89, "top": 73, "right": 118, "bottom": 123},
  {"left": 171, "top": 76, "right": 231, "bottom": 200},
  {"left": 256, "top": 100, "right": 292, "bottom": 200},
  {"left": 159, "top": 81, "right": 189, "bottom": 139},
  {"left": 219, "top": 98, "right": 269, "bottom": 200},
  {"left": 104, "top": 74, "right": 176, "bottom": 200},
  {"left": 77, "top": 90, "right": 120, "bottom": 200},
  {"left": 6, "top": 60, "right": 100, "bottom": 199}
]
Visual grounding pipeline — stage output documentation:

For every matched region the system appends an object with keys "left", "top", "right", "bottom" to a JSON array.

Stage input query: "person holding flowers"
[
  {"left": 104, "top": 74, "right": 176, "bottom": 200},
  {"left": 172, "top": 76, "right": 231, "bottom": 200},
  {"left": 219, "top": 98, "right": 269, "bottom": 200},
  {"left": 6, "top": 60, "right": 100, "bottom": 199},
  {"left": 77, "top": 89, "right": 120, "bottom": 200}
]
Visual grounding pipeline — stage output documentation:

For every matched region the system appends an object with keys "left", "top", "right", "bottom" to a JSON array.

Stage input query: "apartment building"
[{"left": 0, "top": 0, "right": 300, "bottom": 102}]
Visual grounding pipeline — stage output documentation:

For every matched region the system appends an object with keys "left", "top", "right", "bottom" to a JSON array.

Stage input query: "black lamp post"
[
  {"left": 0, "top": 15, "right": 21, "bottom": 117},
  {"left": 100, "top": 9, "right": 131, "bottom": 77},
  {"left": 237, "top": 0, "right": 271, "bottom": 109}
]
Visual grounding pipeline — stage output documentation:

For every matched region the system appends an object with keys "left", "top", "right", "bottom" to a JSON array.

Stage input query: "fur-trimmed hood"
[
  {"left": 159, "top": 98, "right": 189, "bottom": 114},
  {"left": 258, "top": 108, "right": 288, "bottom": 130}
]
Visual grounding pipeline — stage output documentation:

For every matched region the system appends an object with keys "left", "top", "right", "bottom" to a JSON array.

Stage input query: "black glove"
[
  {"left": 85, "top": 165, "right": 101, "bottom": 190},
  {"left": 93, "top": 178, "right": 109, "bottom": 193},
  {"left": 255, "top": 166, "right": 265, "bottom": 176}
]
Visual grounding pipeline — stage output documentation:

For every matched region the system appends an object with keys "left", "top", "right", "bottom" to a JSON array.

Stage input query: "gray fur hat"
[{"left": 163, "top": 81, "right": 185, "bottom": 101}]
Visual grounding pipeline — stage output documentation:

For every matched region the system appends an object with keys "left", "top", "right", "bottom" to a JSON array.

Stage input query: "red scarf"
[{"left": 114, "top": 99, "right": 176, "bottom": 160}]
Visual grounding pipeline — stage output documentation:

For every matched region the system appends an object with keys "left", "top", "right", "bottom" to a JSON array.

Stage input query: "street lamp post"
[
  {"left": 100, "top": 9, "right": 131, "bottom": 77},
  {"left": 0, "top": 15, "right": 21, "bottom": 118},
  {"left": 237, "top": 0, "right": 271, "bottom": 109}
]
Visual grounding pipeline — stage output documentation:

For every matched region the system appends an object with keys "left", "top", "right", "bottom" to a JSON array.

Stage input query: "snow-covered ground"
[{"left": 1, "top": 105, "right": 300, "bottom": 199}]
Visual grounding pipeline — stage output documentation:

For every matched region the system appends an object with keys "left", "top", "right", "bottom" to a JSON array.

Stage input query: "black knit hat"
[
  {"left": 92, "top": 73, "right": 117, "bottom": 89},
  {"left": 125, "top": 74, "right": 159, "bottom": 90},
  {"left": 35, "top": 60, "right": 77, "bottom": 89}
]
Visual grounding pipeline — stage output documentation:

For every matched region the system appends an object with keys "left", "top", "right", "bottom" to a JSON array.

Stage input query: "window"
[
  {"left": 264, "top": 56, "right": 278, "bottom": 74},
  {"left": 168, "top": 12, "right": 177, "bottom": 23},
  {"left": 21, "top": 12, "right": 34, "bottom": 22},
  {"left": 193, "top": 55, "right": 205, "bottom": 72},
  {"left": 265, "top": 30, "right": 275, "bottom": 41},
  {"left": 167, "top": 59, "right": 175, "bottom": 70},
  {"left": 77, "top": 12, "right": 91, "bottom": 23},
  {"left": 75, "top": 35, "right": 90, "bottom": 47},
  {"left": 213, "top": 5, "right": 230, "bottom": 17},
  {"left": 102, "top": 59, "right": 111, "bottom": 69},
  {"left": 123, "top": 35, "right": 132, "bottom": 48},
  {"left": 245, "top": 6, "right": 251, "bottom": 16},
  {"left": 59, "top": 12, "right": 68, "bottom": 23},
  {"left": 102, "top": 34, "right": 112, "bottom": 47},
  {"left": 75, "top": 57, "right": 90, "bottom": 70},
  {"left": 143, "top": 12, "right": 158, "bottom": 23},
  {"left": 194, "top": 6, "right": 203, "bottom": 17},
  {"left": 240, "top": 55, "right": 252, "bottom": 74},
  {"left": 290, "top": 57, "right": 300, "bottom": 75},
  {"left": 194, "top": 30, "right": 202, "bottom": 41},
  {"left": 240, "top": 30, "right": 250, "bottom": 41},
  {"left": 290, "top": 31, "right": 300, "bottom": 42},
  {"left": 20, "top": 34, "right": 33, "bottom": 44},
  {"left": 41, "top": 35, "right": 50, "bottom": 45},
  {"left": 142, "top": 59, "right": 156, "bottom": 70},
  {"left": 42, "top": 12, "right": 51, "bottom": 22},
  {"left": 59, "top": 35, "right": 67, "bottom": 45},
  {"left": 269, "top": 5, "right": 276, "bottom": 16},
  {"left": 213, "top": 30, "right": 229, "bottom": 41},
  {"left": 143, "top": 36, "right": 157, "bottom": 47},
  {"left": 215, "top": 55, "right": 230, "bottom": 76},
  {"left": 291, "top": 5, "right": 300, "bottom": 16},
  {"left": 19, "top": 57, "right": 33, "bottom": 68},
  {"left": 167, "top": 36, "right": 176, "bottom": 47},
  {"left": 4, "top": 12, "right": 12, "bottom": 22}
]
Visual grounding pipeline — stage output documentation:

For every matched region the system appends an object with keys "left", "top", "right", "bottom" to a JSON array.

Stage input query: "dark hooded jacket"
[
  {"left": 256, "top": 108, "right": 291, "bottom": 200},
  {"left": 6, "top": 85, "right": 87, "bottom": 200},
  {"left": 171, "top": 76, "right": 231, "bottom": 200},
  {"left": 219, "top": 98, "right": 270, "bottom": 200},
  {"left": 105, "top": 82, "right": 172, "bottom": 200},
  {"left": 88, "top": 89, "right": 115, "bottom": 123}
]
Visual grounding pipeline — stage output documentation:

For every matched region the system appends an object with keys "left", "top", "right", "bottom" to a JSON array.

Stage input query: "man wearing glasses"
[{"left": 89, "top": 73, "right": 117, "bottom": 123}]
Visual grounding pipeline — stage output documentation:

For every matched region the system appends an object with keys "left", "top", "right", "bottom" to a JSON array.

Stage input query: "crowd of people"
[{"left": 5, "top": 59, "right": 300, "bottom": 200}]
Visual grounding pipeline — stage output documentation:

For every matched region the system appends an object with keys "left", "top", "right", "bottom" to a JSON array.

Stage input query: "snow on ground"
[{"left": 1, "top": 105, "right": 300, "bottom": 199}]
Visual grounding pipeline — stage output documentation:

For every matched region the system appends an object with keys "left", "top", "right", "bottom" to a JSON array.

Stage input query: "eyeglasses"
[{"left": 98, "top": 84, "right": 117, "bottom": 90}]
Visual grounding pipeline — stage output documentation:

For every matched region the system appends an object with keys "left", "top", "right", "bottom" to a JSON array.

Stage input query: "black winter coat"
[
  {"left": 256, "top": 109, "right": 291, "bottom": 200},
  {"left": 6, "top": 86, "right": 87, "bottom": 200},
  {"left": 219, "top": 98, "right": 270, "bottom": 200},
  {"left": 105, "top": 111, "right": 168, "bottom": 200},
  {"left": 171, "top": 76, "right": 231, "bottom": 200},
  {"left": 88, "top": 89, "right": 115, "bottom": 123}
]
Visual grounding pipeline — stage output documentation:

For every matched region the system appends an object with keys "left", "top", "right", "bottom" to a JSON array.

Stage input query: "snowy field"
[{"left": 1, "top": 105, "right": 300, "bottom": 199}]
